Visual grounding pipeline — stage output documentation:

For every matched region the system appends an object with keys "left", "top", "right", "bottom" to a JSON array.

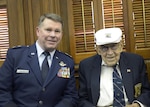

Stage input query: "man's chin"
[
  {"left": 106, "top": 61, "right": 117, "bottom": 67},
  {"left": 46, "top": 44, "right": 56, "bottom": 48},
  {"left": 45, "top": 46, "right": 55, "bottom": 51}
]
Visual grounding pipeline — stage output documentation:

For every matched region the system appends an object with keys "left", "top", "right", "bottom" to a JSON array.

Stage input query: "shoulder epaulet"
[
  {"left": 58, "top": 50, "right": 72, "bottom": 58},
  {"left": 12, "top": 45, "right": 29, "bottom": 49},
  {"left": 64, "top": 52, "right": 72, "bottom": 58}
]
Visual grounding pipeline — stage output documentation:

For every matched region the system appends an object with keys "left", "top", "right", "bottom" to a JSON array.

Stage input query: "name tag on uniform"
[{"left": 16, "top": 69, "right": 29, "bottom": 73}]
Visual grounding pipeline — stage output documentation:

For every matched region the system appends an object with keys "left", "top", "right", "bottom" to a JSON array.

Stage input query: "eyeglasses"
[{"left": 99, "top": 43, "right": 119, "bottom": 52}]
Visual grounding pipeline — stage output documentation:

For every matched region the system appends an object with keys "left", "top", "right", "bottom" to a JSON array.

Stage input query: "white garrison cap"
[{"left": 94, "top": 28, "right": 122, "bottom": 45}]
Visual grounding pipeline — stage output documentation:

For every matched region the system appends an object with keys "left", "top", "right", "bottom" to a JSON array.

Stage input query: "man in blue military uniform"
[{"left": 0, "top": 13, "right": 78, "bottom": 107}]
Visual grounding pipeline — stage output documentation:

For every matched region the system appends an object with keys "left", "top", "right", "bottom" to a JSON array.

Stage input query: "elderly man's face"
[{"left": 96, "top": 42, "right": 123, "bottom": 66}]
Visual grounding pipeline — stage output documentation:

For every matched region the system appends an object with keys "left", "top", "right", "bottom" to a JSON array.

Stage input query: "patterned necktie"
[
  {"left": 113, "top": 66, "right": 125, "bottom": 107},
  {"left": 41, "top": 51, "right": 50, "bottom": 82}
]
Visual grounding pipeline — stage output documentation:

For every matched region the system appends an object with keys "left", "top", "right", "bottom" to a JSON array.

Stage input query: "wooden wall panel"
[
  {"left": 59, "top": 0, "right": 70, "bottom": 53},
  {"left": 0, "top": 0, "right": 6, "bottom": 5},
  {"left": 24, "top": 0, "right": 41, "bottom": 44},
  {"left": 7, "top": 0, "right": 26, "bottom": 46}
]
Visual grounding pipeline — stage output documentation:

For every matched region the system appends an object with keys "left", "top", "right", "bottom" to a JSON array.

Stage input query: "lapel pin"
[
  {"left": 127, "top": 69, "right": 131, "bottom": 72},
  {"left": 31, "top": 52, "right": 35, "bottom": 55}
]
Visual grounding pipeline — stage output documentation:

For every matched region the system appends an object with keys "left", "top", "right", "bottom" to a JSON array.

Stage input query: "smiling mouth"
[
  {"left": 47, "top": 39, "right": 56, "bottom": 42},
  {"left": 46, "top": 40, "right": 55, "bottom": 45},
  {"left": 107, "top": 57, "right": 115, "bottom": 60}
]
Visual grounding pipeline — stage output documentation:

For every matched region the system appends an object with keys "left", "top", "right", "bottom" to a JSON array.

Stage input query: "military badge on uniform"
[
  {"left": 59, "top": 61, "right": 66, "bottom": 67},
  {"left": 57, "top": 61, "right": 70, "bottom": 78}
]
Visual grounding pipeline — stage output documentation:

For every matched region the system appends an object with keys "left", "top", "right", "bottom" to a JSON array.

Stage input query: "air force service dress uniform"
[{"left": 0, "top": 43, "right": 78, "bottom": 107}]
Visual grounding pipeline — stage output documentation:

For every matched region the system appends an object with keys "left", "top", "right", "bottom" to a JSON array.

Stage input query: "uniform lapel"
[
  {"left": 119, "top": 53, "right": 134, "bottom": 102},
  {"left": 27, "top": 44, "right": 43, "bottom": 85},
  {"left": 91, "top": 55, "right": 101, "bottom": 105}
]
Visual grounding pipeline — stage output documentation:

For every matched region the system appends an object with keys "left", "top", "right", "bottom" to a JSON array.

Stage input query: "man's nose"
[
  {"left": 49, "top": 31, "right": 55, "bottom": 37},
  {"left": 106, "top": 47, "right": 114, "bottom": 54}
]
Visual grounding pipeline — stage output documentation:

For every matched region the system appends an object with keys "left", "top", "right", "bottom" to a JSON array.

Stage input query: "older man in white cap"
[{"left": 78, "top": 28, "right": 150, "bottom": 107}]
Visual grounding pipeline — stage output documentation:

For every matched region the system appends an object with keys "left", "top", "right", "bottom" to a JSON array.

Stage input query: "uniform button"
[
  {"left": 117, "top": 93, "right": 120, "bottom": 96},
  {"left": 42, "top": 88, "right": 45, "bottom": 92},
  {"left": 39, "top": 100, "right": 43, "bottom": 105}
]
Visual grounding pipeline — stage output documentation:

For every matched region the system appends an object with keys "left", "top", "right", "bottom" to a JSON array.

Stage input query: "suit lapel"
[
  {"left": 90, "top": 53, "right": 134, "bottom": 104},
  {"left": 27, "top": 44, "right": 43, "bottom": 85},
  {"left": 91, "top": 55, "right": 101, "bottom": 105},
  {"left": 119, "top": 53, "right": 134, "bottom": 102}
]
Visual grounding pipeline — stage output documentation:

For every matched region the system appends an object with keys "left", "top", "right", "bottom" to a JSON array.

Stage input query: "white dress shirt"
[
  {"left": 36, "top": 41, "right": 55, "bottom": 70},
  {"left": 96, "top": 60, "right": 145, "bottom": 107},
  {"left": 97, "top": 60, "right": 129, "bottom": 106}
]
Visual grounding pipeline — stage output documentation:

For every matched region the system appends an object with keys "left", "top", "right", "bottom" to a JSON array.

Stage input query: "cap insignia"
[{"left": 105, "top": 33, "right": 111, "bottom": 38}]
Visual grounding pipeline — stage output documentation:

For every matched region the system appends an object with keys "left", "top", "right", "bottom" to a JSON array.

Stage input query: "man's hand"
[{"left": 126, "top": 103, "right": 140, "bottom": 107}]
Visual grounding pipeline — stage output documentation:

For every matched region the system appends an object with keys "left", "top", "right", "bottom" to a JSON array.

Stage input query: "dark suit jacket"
[
  {"left": 78, "top": 52, "right": 150, "bottom": 107},
  {"left": 0, "top": 44, "right": 78, "bottom": 107}
]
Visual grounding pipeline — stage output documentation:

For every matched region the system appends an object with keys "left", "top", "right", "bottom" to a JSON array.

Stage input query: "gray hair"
[{"left": 38, "top": 13, "right": 63, "bottom": 27}]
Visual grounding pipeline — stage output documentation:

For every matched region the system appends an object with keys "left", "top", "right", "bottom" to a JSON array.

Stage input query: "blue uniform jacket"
[
  {"left": 78, "top": 52, "right": 150, "bottom": 107},
  {"left": 0, "top": 44, "right": 78, "bottom": 107}
]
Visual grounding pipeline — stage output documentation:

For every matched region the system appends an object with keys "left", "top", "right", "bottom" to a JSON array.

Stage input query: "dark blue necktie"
[
  {"left": 41, "top": 51, "right": 50, "bottom": 82},
  {"left": 113, "top": 66, "right": 125, "bottom": 107}
]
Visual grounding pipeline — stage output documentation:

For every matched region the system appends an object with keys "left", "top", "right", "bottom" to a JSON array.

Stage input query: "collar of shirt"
[
  {"left": 101, "top": 60, "right": 122, "bottom": 78},
  {"left": 36, "top": 41, "right": 55, "bottom": 69},
  {"left": 101, "top": 60, "right": 119, "bottom": 66},
  {"left": 36, "top": 41, "right": 55, "bottom": 59}
]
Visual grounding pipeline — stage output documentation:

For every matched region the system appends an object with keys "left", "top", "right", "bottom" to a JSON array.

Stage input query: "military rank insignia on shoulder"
[
  {"left": 12, "top": 45, "right": 29, "bottom": 49},
  {"left": 64, "top": 52, "right": 72, "bottom": 58},
  {"left": 58, "top": 50, "right": 73, "bottom": 58}
]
